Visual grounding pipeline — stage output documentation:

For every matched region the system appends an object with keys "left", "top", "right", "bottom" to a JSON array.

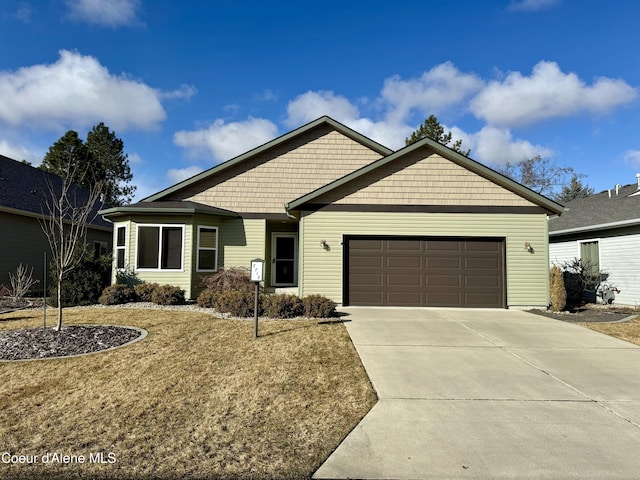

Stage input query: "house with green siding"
[
  {"left": 0, "top": 154, "right": 112, "bottom": 293},
  {"left": 100, "top": 117, "right": 564, "bottom": 308}
]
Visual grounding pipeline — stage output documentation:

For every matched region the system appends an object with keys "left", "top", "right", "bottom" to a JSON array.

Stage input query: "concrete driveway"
[{"left": 314, "top": 308, "right": 640, "bottom": 480}]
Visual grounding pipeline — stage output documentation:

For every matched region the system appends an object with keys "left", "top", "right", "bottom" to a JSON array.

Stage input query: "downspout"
[{"left": 284, "top": 203, "right": 302, "bottom": 297}]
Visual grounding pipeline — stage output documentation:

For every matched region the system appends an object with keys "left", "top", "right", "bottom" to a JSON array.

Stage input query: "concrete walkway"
[{"left": 314, "top": 308, "right": 640, "bottom": 480}]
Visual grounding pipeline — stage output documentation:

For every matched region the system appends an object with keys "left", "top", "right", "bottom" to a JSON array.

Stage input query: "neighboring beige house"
[
  {"left": 0, "top": 154, "right": 112, "bottom": 293},
  {"left": 100, "top": 117, "right": 564, "bottom": 308}
]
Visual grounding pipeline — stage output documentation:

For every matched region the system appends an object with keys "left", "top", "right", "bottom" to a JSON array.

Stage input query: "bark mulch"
[
  {"left": 0, "top": 325, "right": 143, "bottom": 361},
  {"left": 529, "top": 304, "right": 638, "bottom": 323}
]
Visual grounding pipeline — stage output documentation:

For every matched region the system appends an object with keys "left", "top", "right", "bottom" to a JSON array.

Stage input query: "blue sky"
[{"left": 1, "top": 0, "right": 639, "bottom": 201}]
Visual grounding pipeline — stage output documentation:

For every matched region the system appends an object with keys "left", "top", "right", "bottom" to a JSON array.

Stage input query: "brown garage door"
[{"left": 346, "top": 237, "right": 505, "bottom": 307}]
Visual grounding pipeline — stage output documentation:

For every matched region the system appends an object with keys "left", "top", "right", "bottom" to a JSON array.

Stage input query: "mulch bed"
[
  {"left": 0, "top": 325, "right": 143, "bottom": 361},
  {"left": 529, "top": 304, "right": 638, "bottom": 323}
]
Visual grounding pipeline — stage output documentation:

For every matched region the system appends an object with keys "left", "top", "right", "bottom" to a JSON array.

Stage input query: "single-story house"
[
  {"left": 549, "top": 178, "right": 640, "bottom": 306},
  {"left": 100, "top": 116, "right": 564, "bottom": 308},
  {"left": 0, "top": 154, "right": 113, "bottom": 293}
]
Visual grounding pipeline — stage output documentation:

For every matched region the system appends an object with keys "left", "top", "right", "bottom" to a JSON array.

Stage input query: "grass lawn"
[
  {"left": 579, "top": 317, "right": 640, "bottom": 346},
  {"left": 0, "top": 308, "right": 377, "bottom": 479}
]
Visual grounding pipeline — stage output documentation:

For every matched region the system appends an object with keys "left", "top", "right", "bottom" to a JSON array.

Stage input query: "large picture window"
[
  {"left": 137, "top": 225, "right": 184, "bottom": 270},
  {"left": 197, "top": 226, "right": 218, "bottom": 271}
]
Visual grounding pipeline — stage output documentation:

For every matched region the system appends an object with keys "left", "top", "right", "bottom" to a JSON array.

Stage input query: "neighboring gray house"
[
  {"left": 549, "top": 176, "right": 640, "bottom": 306},
  {"left": 0, "top": 154, "right": 113, "bottom": 293},
  {"left": 101, "top": 116, "right": 564, "bottom": 308}
]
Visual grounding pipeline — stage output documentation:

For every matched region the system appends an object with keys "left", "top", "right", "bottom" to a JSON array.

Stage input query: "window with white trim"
[
  {"left": 579, "top": 240, "right": 600, "bottom": 280},
  {"left": 197, "top": 226, "right": 218, "bottom": 271},
  {"left": 136, "top": 225, "right": 184, "bottom": 270},
  {"left": 116, "top": 226, "right": 126, "bottom": 269}
]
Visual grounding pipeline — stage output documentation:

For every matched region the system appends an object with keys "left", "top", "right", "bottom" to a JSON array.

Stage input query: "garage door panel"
[
  {"left": 386, "top": 274, "right": 422, "bottom": 286},
  {"left": 387, "top": 256, "right": 422, "bottom": 268},
  {"left": 427, "top": 257, "right": 462, "bottom": 269},
  {"left": 347, "top": 237, "right": 504, "bottom": 308},
  {"left": 465, "top": 257, "right": 500, "bottom": 269},
  {"left": 426, "top": 275, "right": 461, "bottom": 287}
]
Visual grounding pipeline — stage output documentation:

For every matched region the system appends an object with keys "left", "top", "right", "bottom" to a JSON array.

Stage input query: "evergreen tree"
[
  {"left": 40, "top": 130, "right": 89, "bottom": 187},
  {"left": 555, "top": 174, "right": 595, "bottom": 203},
  {"left": 40, "top": 123, "right": 135, "bottom": 206},
  {"left": 86, "top": 122, "right": 135, "bottom": 206},
  {"left": 405, "top": 114, "right": 470, "bottom": 156}
]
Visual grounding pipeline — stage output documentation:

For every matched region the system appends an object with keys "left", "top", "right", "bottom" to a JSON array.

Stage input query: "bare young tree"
[
  {"left": 9, "top": 263, "right": 39, "bottom": 301},
  {"left": 39, "top": 168, "right": 104, "bottom": 331}
]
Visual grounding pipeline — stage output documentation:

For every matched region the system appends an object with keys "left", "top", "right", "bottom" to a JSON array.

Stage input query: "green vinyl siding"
[
  {"left": 0, "top": 210, "right": 111, "bottom": 295},
  {"left": 299, "top": 211, "right": 550, "bottom": 308},
  {"left": 219, "top": 217, "right": 266, "bottom": 270}
]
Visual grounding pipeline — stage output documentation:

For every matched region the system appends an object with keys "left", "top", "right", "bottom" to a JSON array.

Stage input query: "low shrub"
[
  {"left": 303, "top": 294, "right": 337, "bottom": 318},
  {"left": 196, "top": 289, "right": 218, "bottom": 308},
  {"left": 51, "top": 253, "right": 112, "bottom": 307},
  {"left": 134, "top": 282, "right": 160, "bottom": 302},
  {"left": 0, "top": 284, "right": 10, "bottom": 297},
  {"left": 550, "top": 265, "right": 566, "bottom": 312},
  {"left": 151, "top": 285, "right": 185, "bottom": 306},
  {"left": 201, "top": 267, "right": 254, "bottom": 293},
  {"left": 215, "top": 290, "right": 260, "bottom": 317},
  {"left": 263, "top": 293, "right": 303, "bottom": 319},
  {"left": 99, "top": 284, "right": 136, "bottom": 305}
]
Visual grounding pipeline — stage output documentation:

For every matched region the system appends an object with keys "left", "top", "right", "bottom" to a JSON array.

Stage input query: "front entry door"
[{"left": 272, "top": 233, "right": 297, "bottom": 286}]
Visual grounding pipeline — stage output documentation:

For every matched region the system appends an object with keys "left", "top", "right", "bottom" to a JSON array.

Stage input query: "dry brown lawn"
[
  {"left": 0, "top": 308, "right": 376, "bottom": 480},
  {"left": 579, "top": 316, "right": 640, "bottom": 346}
]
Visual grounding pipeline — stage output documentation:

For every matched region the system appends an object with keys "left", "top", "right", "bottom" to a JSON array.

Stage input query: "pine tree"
[{"left": 405, "top": 114, "right": 470, "bottom": 156}]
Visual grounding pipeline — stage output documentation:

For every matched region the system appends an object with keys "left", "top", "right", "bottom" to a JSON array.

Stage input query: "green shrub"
[
  {"left": 303, "top": 294, "right": 337, "bottom": 318},
  {"left": 99, "top": 284, "right": 136, "bottom": 305},
  {"left": 201, "top": 267, "right": 254, "bottom": 293},
  {"left": 50, "top": 253, "right": 112, "bottom": 307},
  {"left": 151, "top": 285, "right": 185, "bottom": 306},
  {"left": 550, "top": 265, "right": 567, "bottom": 312},
  {"left": 134, "top": 282, "right": 160, "bottom": 302},
  {"left": 262, "top": 293, "right": 303, "bottom": 319},
  {"left": 214, "top": 290, "right": 260, "bottom": 317}
]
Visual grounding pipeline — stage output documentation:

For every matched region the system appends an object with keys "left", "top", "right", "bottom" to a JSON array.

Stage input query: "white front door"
[{"left": 271, "top": 233, "right": 297, "bottom": 286}]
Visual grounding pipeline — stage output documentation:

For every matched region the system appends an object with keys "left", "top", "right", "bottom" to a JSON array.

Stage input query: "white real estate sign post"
[{"left": 250, "top": 259, "right": 264, "bottom": 338}]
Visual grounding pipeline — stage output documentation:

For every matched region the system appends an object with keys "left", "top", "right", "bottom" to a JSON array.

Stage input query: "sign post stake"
[{"left": 250, "top": 259, "right": 264, "bottom": 338}]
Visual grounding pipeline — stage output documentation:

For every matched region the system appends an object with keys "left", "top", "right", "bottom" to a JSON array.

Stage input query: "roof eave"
[
  {"left": 549, "top": 217, "right": 640, "bottom": 236},
  {"left": 99, "top": 205, "right": 238, "bottom": 219}
]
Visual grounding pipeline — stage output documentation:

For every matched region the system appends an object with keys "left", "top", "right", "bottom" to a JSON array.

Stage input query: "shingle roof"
[
  {"left": 0, "top": 153, "right": 111, "bottom": 229},
  {"left": 99, "top": 201, "right": 238, "bottom": 218},
  {"left": 548, "top": 183, "right": 640, "bottom": 235}
]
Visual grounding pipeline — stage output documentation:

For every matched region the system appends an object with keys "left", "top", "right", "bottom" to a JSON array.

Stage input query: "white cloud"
[
  {"left": 471, "top": 126, "right": 554, "bottom": 166},
  {"left": 167, "top": 166, "right": 203, "bottom": 184},
  {"left": 622, "top": 150, "right": 640, "bottom": 167},
  {"left": 128, "top": 152, "right": 144, "bottom": 165},
  {"left": 159, "top": 84, "right": 197, "bottom": 101},
  {"left": 65, "top": 0, "right": 142, "bottom": 27},
  {"left": 285, "top": 90, "right": 360, "bottom": 127},
  {"left": 0, "top": 50, "right": 166, "bottom": 131},
  {"left": 173, "top": 117, "right": 278, "bottom": 162},
  {"left": 381, "top": 62, "right": 484, "bottom": 122},
  {"left": 0, "top": 139, "right": 39, "bottom": 164},
  {"left": 470, "top": 61, "right": 637, "bottom": 127},
  {"left": 508, "top": 0, "right": 560, "bottom": 11}
]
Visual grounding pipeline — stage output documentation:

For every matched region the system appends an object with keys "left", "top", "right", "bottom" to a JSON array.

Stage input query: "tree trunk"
[{"left": 55, "top": 272, "right": 63, "bottom": 331}]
